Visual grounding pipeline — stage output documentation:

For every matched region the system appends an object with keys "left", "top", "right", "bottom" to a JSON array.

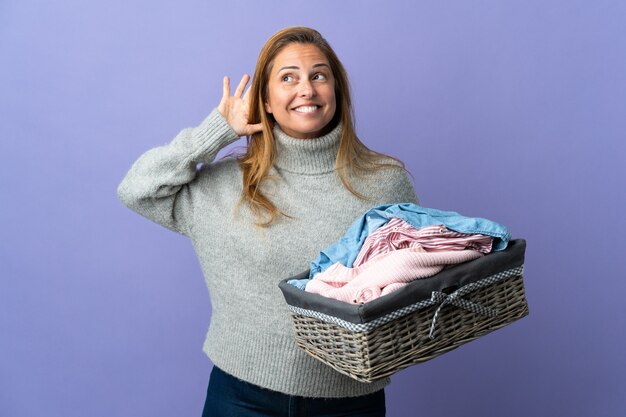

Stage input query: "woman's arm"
[
  {"left": 116, "top": 75, "right": 261, "bottom": 235},
  {"left": 116, "top": 109, "right": 239, "bottom": 235}
]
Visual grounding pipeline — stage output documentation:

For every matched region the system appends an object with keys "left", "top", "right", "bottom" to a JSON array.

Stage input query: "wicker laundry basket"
[{"left": 278, "top": 239, "right": 528, "bottom": 383}]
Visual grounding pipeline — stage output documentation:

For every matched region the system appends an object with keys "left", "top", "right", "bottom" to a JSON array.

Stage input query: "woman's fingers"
[
  {"left": 219, "top": 74, "right": 254, "bottom": 126},
  {"left": 222, "top": 76, "right": 230, "bottom": 99},
  {"left": 243, "top": 82, "right": 252, "bottom": 100},
  {"left": 234, "top": 74, "right": 250, "bottom": 98},
  {"left": 247, "top": 123, "right": 263, "bottom": 135},
  {"left": 223, "top": 74, "right": 252, "bottom": 100}
]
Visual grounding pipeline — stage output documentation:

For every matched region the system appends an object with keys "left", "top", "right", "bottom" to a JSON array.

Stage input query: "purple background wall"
[{"left": 1, "top": 0, "right": 625, "bottom": 416}]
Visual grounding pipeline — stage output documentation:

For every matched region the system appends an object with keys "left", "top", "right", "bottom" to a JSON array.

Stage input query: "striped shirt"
[{"left": 353, "top": 218, "right": 493, "bottom": 267}]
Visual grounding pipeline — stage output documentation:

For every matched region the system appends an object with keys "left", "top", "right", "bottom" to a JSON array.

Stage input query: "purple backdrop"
[{"left": 1, "top": 0, "right": 625, "bottom": 416}]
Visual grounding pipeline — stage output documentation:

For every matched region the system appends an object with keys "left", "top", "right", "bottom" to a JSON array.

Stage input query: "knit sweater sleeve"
[{"left": 116, "top": 108, "right": 239, "bottom": 236}]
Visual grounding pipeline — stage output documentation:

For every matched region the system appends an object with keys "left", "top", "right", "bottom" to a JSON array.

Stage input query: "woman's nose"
[{"left": 298, "top": 80, "right": 315, "bottom": 98}]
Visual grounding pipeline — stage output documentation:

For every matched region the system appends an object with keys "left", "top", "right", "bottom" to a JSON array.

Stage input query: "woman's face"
[{"left": 265, "top": 43, "right": 336, "bottom": 139}]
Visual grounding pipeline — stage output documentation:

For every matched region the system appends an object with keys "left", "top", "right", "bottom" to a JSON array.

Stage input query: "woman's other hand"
[{"left": 217, "top": 74, "right": 263, "bottom": 137}]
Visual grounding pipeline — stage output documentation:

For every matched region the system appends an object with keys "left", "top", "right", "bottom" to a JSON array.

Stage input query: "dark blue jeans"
[{"left": 202, "top": 366, "right": 386, "bottom": 417}]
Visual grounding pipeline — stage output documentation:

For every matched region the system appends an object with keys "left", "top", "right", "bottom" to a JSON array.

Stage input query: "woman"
[{"left": 118, "top": 26, "right": 418, "bottom": 416}]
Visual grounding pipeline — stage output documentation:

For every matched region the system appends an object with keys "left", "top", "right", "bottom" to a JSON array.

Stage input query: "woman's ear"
[{"left": 264, "top": 100, "right": 272, "bottom": 114}]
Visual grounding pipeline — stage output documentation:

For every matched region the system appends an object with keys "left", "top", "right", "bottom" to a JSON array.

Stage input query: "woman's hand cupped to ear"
[{"left": 217, "top": 74, "right": 263, "bottom": 137}]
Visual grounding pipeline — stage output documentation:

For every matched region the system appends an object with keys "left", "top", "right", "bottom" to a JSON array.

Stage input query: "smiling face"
[{"left": 264, "top": 43, "right": 337, "bottom": 139}]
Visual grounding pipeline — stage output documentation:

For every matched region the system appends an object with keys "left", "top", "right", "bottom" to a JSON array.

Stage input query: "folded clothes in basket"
[
  {"left": 290, "top": 204, "right": 510, "bottom": 303},
  {"left": 308, "top": 203, "right": 512, "bottom": 279},
  {"left": 278, "top": 239, "right": 528, "bottom": 383},
  {"left": 306, "top": 248, "right": 484, "bottom": 304}
]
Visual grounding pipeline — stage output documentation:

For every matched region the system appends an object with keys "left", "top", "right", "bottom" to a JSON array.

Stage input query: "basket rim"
[
  {"left": 279, "top": 239, "right": 526, "bottom": 324},
  {"left": 287, "top": 265, "right": 524, "bottom": 332}
]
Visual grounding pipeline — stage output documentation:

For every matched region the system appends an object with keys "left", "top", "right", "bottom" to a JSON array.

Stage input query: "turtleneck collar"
[{"left": 272, "top": 122, "right": 343, "bottom": 175}]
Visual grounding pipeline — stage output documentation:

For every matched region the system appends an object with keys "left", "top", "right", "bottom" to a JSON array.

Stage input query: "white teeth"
[{"left": 294, "top": 106, "right": 318, "bottom": 113}]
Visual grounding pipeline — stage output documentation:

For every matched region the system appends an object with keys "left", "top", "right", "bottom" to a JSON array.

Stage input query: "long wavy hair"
[{"left": 237, "top": 27, "right": 406, "bottom": 227}]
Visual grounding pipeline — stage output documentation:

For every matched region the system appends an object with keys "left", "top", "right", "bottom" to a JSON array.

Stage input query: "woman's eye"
[
  {"left": 313, "top": 73, "right": 327, "bottom": 80},
  {"left": 282, "top": 75, "right": 294, "bottom": 82}
]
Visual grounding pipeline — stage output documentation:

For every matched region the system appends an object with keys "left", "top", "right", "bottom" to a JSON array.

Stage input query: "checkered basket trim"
[{"left": 287, "top": 265, "right": 524, "bottom": 333}]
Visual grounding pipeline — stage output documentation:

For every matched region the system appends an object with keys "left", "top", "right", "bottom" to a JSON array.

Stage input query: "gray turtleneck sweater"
[{"left": 117, "top": 109, "right": 419, "bottom": 398}]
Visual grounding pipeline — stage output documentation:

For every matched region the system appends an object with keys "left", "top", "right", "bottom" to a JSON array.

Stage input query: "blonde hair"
[{"left": 237, "top": 26, "right": 406, "bottom": 227}]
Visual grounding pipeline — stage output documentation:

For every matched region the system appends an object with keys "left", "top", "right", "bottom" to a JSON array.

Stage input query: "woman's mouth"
[{"left": 293, "top": 105, "right": 321, "bottom": 114}]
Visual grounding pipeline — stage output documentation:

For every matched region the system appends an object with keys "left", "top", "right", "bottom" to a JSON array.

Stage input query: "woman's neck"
[{"left": 272, "top": 122, "right": 343, "bottom": 175}]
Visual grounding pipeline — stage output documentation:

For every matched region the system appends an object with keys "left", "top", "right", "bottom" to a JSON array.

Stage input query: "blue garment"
[
  {"left": 307, "top": 203, "right": 511, "bottom": 280},
  {"left": 202, "top": 366, "right": 386, "bottom": 417},
  {"left": 288, "top": 279, "right": 309, "bottom": 291}
]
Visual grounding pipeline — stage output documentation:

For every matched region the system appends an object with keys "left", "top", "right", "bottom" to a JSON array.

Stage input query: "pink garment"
[
  {"left": 353, "top": 218, "right": 493, "bottom": 267},
  {"left": 305, "top": 248, "right": 483, "bottom": 304}
]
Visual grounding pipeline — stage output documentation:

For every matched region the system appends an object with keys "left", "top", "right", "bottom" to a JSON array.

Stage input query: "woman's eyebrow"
[
  {"left": 278, "top": 65, "right": 299, "bottom": 72},
  {"left": 278, "top": 63, "right": 330, "bottom": 72}
]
